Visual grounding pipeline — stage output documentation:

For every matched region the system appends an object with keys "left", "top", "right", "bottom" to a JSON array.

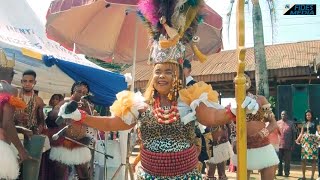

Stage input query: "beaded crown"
[{"left": 138, "top": 0, "right": 208, "bottom": 65}]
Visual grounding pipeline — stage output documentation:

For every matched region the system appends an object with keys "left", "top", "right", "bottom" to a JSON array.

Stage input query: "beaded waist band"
[
  {"left": 248, "top": 137, "right": 269, "bottom": 149},
  {"left": 140, "top": 145, "right": 198, "bottom": 177}
]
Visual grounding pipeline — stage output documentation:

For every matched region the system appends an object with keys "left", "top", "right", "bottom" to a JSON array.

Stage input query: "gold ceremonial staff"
[{"left": 235, "top": 0, "right": 247, "bottom": 179}]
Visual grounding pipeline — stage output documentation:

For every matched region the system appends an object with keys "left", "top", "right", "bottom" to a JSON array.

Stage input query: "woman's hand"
[
  {"left": 295, "top": 139, "right": 301, "bottom": 145},
  {"left": 138, "top": 103, "right": 148, "bottom": 113},
  {"left": 232, "top": 141, "right": 237, "bottom": 154},
  {"left": 22, "top": 128, "right": 33, "bottom": 140},
  {"left": 18, "top": 149, "right": 37, "bottom": 164},
  {"left": 241, "top": 96, "right": 260, "bottom": 114},
  {"left": 229, "top": 95, "right": 261, "bottom": 119},
  {"left": 58, "top": 102, "right": 82, "bottom": 121}
]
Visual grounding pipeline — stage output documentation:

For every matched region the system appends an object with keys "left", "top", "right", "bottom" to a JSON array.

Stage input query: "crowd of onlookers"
[{"left": 238, "top": 109, "right": 319, "bottom": 180}]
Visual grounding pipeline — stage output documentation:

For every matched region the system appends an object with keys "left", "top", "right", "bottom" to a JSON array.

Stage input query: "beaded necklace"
[
  {"left": 19, "top": 90, "right": 37, "bottom": 128},
  {"left": 152, "top": 96, "right": 180, "bottom": 124}
]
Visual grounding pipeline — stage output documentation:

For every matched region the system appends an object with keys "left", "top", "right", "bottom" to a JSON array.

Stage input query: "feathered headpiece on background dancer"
[{"left": 138, "top": 0, "right": 207, "bottom": 64}]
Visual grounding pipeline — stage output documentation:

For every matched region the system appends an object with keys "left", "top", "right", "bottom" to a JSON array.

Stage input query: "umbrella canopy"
[
  {"left": 0, "top": 0, "right": 128, "bottom": 106},
  {"left": 46, "top": 0, "right": 223, "bottom": 63}
]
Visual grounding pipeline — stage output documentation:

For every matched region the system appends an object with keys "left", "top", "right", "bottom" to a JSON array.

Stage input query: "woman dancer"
[
  {"left": 0, "top": 80, "right": 30, "bottom": 179},
  {"left": 205, "top": 124, "right": 233, "bottom": 180},
  {"left": 230, "top": 74, "right": 279, "bottom": 180},
  {"left": 58, "top": 0, "right": 267, "bottom": 179}
]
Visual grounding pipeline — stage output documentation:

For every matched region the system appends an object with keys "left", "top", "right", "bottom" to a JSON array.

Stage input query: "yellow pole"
[{"left": 235, "top": 0, "right": 247, "bottom": 180}]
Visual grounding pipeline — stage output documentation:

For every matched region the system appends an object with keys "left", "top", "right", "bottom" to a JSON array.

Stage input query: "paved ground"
[
  {"left": 224, "top": 164, "right": 318, "bottom": 180},
  {"left": 128, "top": 144, "right": 319, "bottom": 180},
  {"left": 92, "top": 143, "right": 318, "bottom": 179}
]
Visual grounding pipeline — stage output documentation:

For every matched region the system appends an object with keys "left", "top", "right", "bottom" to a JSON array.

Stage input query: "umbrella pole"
[
  {"left": 104, "top": 133, "right": 108, "bottom": 180},
  {"left": 235, "top": 0, "right": 247, "bottom": 180},
  {"left": 115, "top": 12, "right": 139, "bottom": 180},
  {"left": 131, "top": 14, "right": 138, "bottom": 92},
  {"left": 127, "top": 13, "right": 139, "bottom": 180}
]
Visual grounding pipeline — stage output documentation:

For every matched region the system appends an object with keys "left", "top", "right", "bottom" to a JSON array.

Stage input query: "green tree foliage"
[{"left": 85, "top": 56, "right": 131, "bottom": 73}]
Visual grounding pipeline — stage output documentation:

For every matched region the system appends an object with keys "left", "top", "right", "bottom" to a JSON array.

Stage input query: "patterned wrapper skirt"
[{"left": 301, "top": 133, "right": 319, "bottom": 160}]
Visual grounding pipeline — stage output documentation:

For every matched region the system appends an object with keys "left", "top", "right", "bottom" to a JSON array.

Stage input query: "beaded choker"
[{"left": 152, "top": 97, "right": 180, "bottom": 124}]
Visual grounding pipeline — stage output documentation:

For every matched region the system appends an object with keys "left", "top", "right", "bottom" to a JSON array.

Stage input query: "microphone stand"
[
  {"left": 81, "top": 98, "right": 98, "bottom": 179},
  {"left": 111, "top": 129, "right": 135, "bottom": 180},
  {"left": 81, "top": 97, "right": 109, "bottom": 180}
]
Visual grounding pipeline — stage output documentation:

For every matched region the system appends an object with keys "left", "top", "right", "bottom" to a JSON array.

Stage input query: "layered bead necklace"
[{"left": 152, "top": 96, "right": 180, "bottom": 124}]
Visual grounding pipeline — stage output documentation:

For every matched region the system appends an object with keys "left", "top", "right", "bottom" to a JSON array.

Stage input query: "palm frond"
[
  {"left": 226, "top": 0, "right": 235, "bottom": 44},
  {"left": 266, "top": 0, "right": 277, "bottom": 44}
]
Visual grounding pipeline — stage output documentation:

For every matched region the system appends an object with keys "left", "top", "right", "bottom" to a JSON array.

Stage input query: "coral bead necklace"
[{"left": 153, "top": 97, "right": 180, "bottom": 124}]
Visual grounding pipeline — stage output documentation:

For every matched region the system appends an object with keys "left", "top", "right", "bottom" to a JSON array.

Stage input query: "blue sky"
[{"left": 26, "top": 0, "right": 320, "bottom": 50}]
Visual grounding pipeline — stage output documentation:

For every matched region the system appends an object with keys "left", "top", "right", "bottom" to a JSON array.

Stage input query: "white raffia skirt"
[
  {"left": 49, "top": 146, "right": 91, "bottom": 165},
  {"left": 206, "top": 141, "right": 234, "bottom": 164},
  {"left": 231, "top": 144, "right": 279, "bottom": 170},
  {"left": 0, "top": 140, "right": 19, "bottom": 179}
]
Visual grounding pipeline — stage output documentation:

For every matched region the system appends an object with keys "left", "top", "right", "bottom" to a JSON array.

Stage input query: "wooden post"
[{"left": 235, "top": 0, "right": 247, "bottom": 179}]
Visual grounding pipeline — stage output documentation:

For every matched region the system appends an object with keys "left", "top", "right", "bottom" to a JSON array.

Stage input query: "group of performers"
[
  {"left": 0, "top": 0, "right": 283, "bottom": 180},
  {"left": 0, "top": 61, "right": 98, "bottom": 180}
]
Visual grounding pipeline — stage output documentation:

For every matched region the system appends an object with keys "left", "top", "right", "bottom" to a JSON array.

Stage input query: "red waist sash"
[{"left": 140, "top": 145, "right": 198, "bottom": 177}]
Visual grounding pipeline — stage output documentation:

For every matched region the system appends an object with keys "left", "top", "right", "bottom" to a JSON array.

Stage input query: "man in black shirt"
[{"left": 183, "top": 59, "right": 196, "bottom": 86}]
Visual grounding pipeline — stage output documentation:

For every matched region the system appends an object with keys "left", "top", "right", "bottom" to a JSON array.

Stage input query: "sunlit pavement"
[{"left": 129, "top": 144, "right": 318, "bottom": 180}]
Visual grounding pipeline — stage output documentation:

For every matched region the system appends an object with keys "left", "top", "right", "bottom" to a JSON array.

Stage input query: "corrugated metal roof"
[{"left": 124, "top": 40, "right": 320, "bottom": 88}]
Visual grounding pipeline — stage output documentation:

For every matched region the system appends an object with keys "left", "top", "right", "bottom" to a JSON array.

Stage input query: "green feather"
[
  {"left": 137, "top": 11, "right": 157, "bottom": 39},
  {"left": 187, "top": 0, "right": 200, "bottom": 7},
  {"left": 196, "top": 14, "right": 205, "bottom": 24}
]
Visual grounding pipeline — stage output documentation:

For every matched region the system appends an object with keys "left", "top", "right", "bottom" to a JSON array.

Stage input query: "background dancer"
[
  {"left": 0, "top": 64, "right": 31, "bottom": 179},
  {"left": 205, "top": 124, "right": 233, "bottom": 180},
  {"left": 47, "top": 81, "right": 92, "bottom": 180}
]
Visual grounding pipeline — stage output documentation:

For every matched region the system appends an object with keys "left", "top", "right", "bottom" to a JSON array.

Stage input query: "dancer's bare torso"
[{"left": 247, "top": 121, "right": 265, "bottom": 136}]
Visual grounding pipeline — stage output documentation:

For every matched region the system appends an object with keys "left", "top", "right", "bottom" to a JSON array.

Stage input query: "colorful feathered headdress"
[{"left": 138, "top": 0, "right": 208, "bottom": 64}]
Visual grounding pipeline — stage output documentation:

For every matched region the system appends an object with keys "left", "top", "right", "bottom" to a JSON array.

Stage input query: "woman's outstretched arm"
[
  {"left": 82, "top": 115, "right": 135, "bottom": 132},
  {"left": 196, "top": 104, "right": 233, "bottom": 127}
]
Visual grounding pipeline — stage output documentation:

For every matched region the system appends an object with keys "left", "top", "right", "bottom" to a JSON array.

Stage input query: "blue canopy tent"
[
  {"left": 43, "top": 55, "right": 127, "bottom": 106},
  {"left": 2, "top": 47, "right": 74, "bottom": 94}
]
